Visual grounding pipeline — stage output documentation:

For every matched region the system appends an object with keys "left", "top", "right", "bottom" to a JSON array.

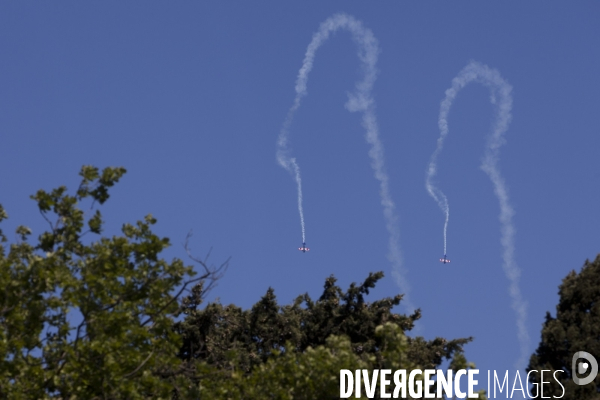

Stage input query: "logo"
[{"left": 572, "top": 351, "right": 598, "bottom": 386}]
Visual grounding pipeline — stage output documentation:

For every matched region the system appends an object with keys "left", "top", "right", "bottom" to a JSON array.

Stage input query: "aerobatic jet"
[
  {"left": 439, "top": 254, "right": 451, "bottom": 264},
  {"left": 298, "top": 242, "right": 310, "bottom": 253}
]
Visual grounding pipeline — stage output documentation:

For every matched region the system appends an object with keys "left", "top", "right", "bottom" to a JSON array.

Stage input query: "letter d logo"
[{"left": 572, "top": 351, "right": 598, "bottom": 386}]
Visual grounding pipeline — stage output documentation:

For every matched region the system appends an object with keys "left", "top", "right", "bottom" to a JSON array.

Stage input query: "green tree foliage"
[
  {"left": 0, "top": 166, "right": 224, "bottom": 399},
  {"left": 528, "top": 254, "right": 600, "bottom": 399},
  {"left": 198, "top": 323, "right": 410, "bottom": 399},
  {"left": 176, "top": 272, "right": 476, "bottom": 398},
  {"left": 0, "top": 165, "right": 485, "bottom": 399}
]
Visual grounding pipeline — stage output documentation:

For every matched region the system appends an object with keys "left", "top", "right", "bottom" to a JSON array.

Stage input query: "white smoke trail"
[
  {"left": 276, "top": 13, "right": 413, "bottom": 311},
  {"left": 426, "top": 61, "right": 529, "bottom": 368}
]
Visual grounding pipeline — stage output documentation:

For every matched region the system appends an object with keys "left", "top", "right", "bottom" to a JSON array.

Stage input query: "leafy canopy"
[
  {"left": 0, "top": 165, "right": 485, "bottom": 399},
  {"left": 0, "top": 166, "right": 213, "bottom": 399},
  {"left": 175, "top": 272, "right": 480, "bottom": 399},
  {"left": 528, "top": 254, "right": 600, "bottom": 399}
]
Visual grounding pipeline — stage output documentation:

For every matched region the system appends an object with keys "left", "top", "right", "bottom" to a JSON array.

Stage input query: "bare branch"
[
  {"left": 39, "top": 209, "right": 55, "bottom": 233},
  {"left": 123, "top": 350, "right": 154, "bottom": 378},
  {"left": 138, "top": 233, "right": 230, "bottom": 327},
  {"left": 183, "top": 231, "right": 229, "bottom": 298}
]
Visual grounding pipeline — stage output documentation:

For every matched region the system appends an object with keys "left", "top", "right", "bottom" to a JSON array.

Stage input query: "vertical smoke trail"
[
  {"left": 276, "top": 13, "right": 413, "bottom": 311},
  {"left": 426, "top": 61, "right": 529, "bottom": 368}
]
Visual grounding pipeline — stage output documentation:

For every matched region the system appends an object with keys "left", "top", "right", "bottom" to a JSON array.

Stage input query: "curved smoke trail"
[
  {"left": 426, "top": 61, "right": 529, "bottom": 368},
  {"left": 276, "top": 13, "right": 413, "bottom": 311}
]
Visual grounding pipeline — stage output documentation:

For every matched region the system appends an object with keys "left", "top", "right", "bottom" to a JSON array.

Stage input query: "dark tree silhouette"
[{"left": 528, "top": 254, "right": 600, "bottom": 399}]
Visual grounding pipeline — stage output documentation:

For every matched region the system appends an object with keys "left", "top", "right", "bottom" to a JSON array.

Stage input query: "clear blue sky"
[{"left": 1, "top": 1, "right": 599, "bottom": 381}]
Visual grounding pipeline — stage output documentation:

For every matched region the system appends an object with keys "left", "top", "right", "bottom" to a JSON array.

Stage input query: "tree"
[
  {"left": 197, "top": 323, "right": 411, "bottom": 399},
  {"left": 0, "top": 166, "right": 225, "bottom": 399},
  {"left": 528, "top": 254, "right": 600, "bottom": 399},
  {"left": 175, "top": 272, "right": 477, "bottom": 398},
  {"left": 0, "top": 165, "right": 484, "bottom": 399}
]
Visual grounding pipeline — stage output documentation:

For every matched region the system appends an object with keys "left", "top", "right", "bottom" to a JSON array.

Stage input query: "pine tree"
[
  {"left": 528, "top": 255, "right": 600, "bottom": 399},
  {"left": 176, "top": 272, "right": 473, "bottom": 392}
]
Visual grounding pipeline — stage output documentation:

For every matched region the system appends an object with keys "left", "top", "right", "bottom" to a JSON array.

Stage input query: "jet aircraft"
[
  {"left": 299, "top": 242, "right": 310, "bottom": 253},
  {"left": 439, "top": 254, "right": 451, "bottom": 264}
]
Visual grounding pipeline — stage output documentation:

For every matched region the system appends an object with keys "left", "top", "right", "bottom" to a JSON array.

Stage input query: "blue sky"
[{"left": 1, "top": 1, "right": 599, "bottom": 382}]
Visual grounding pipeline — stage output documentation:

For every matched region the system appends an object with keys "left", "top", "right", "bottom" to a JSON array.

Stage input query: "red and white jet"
[
  {"left": 299, "top": 242, "right": 310, "bottom": 253},
  {"left": 439, "top": 254, "right": 451, "bottom": 264}
]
